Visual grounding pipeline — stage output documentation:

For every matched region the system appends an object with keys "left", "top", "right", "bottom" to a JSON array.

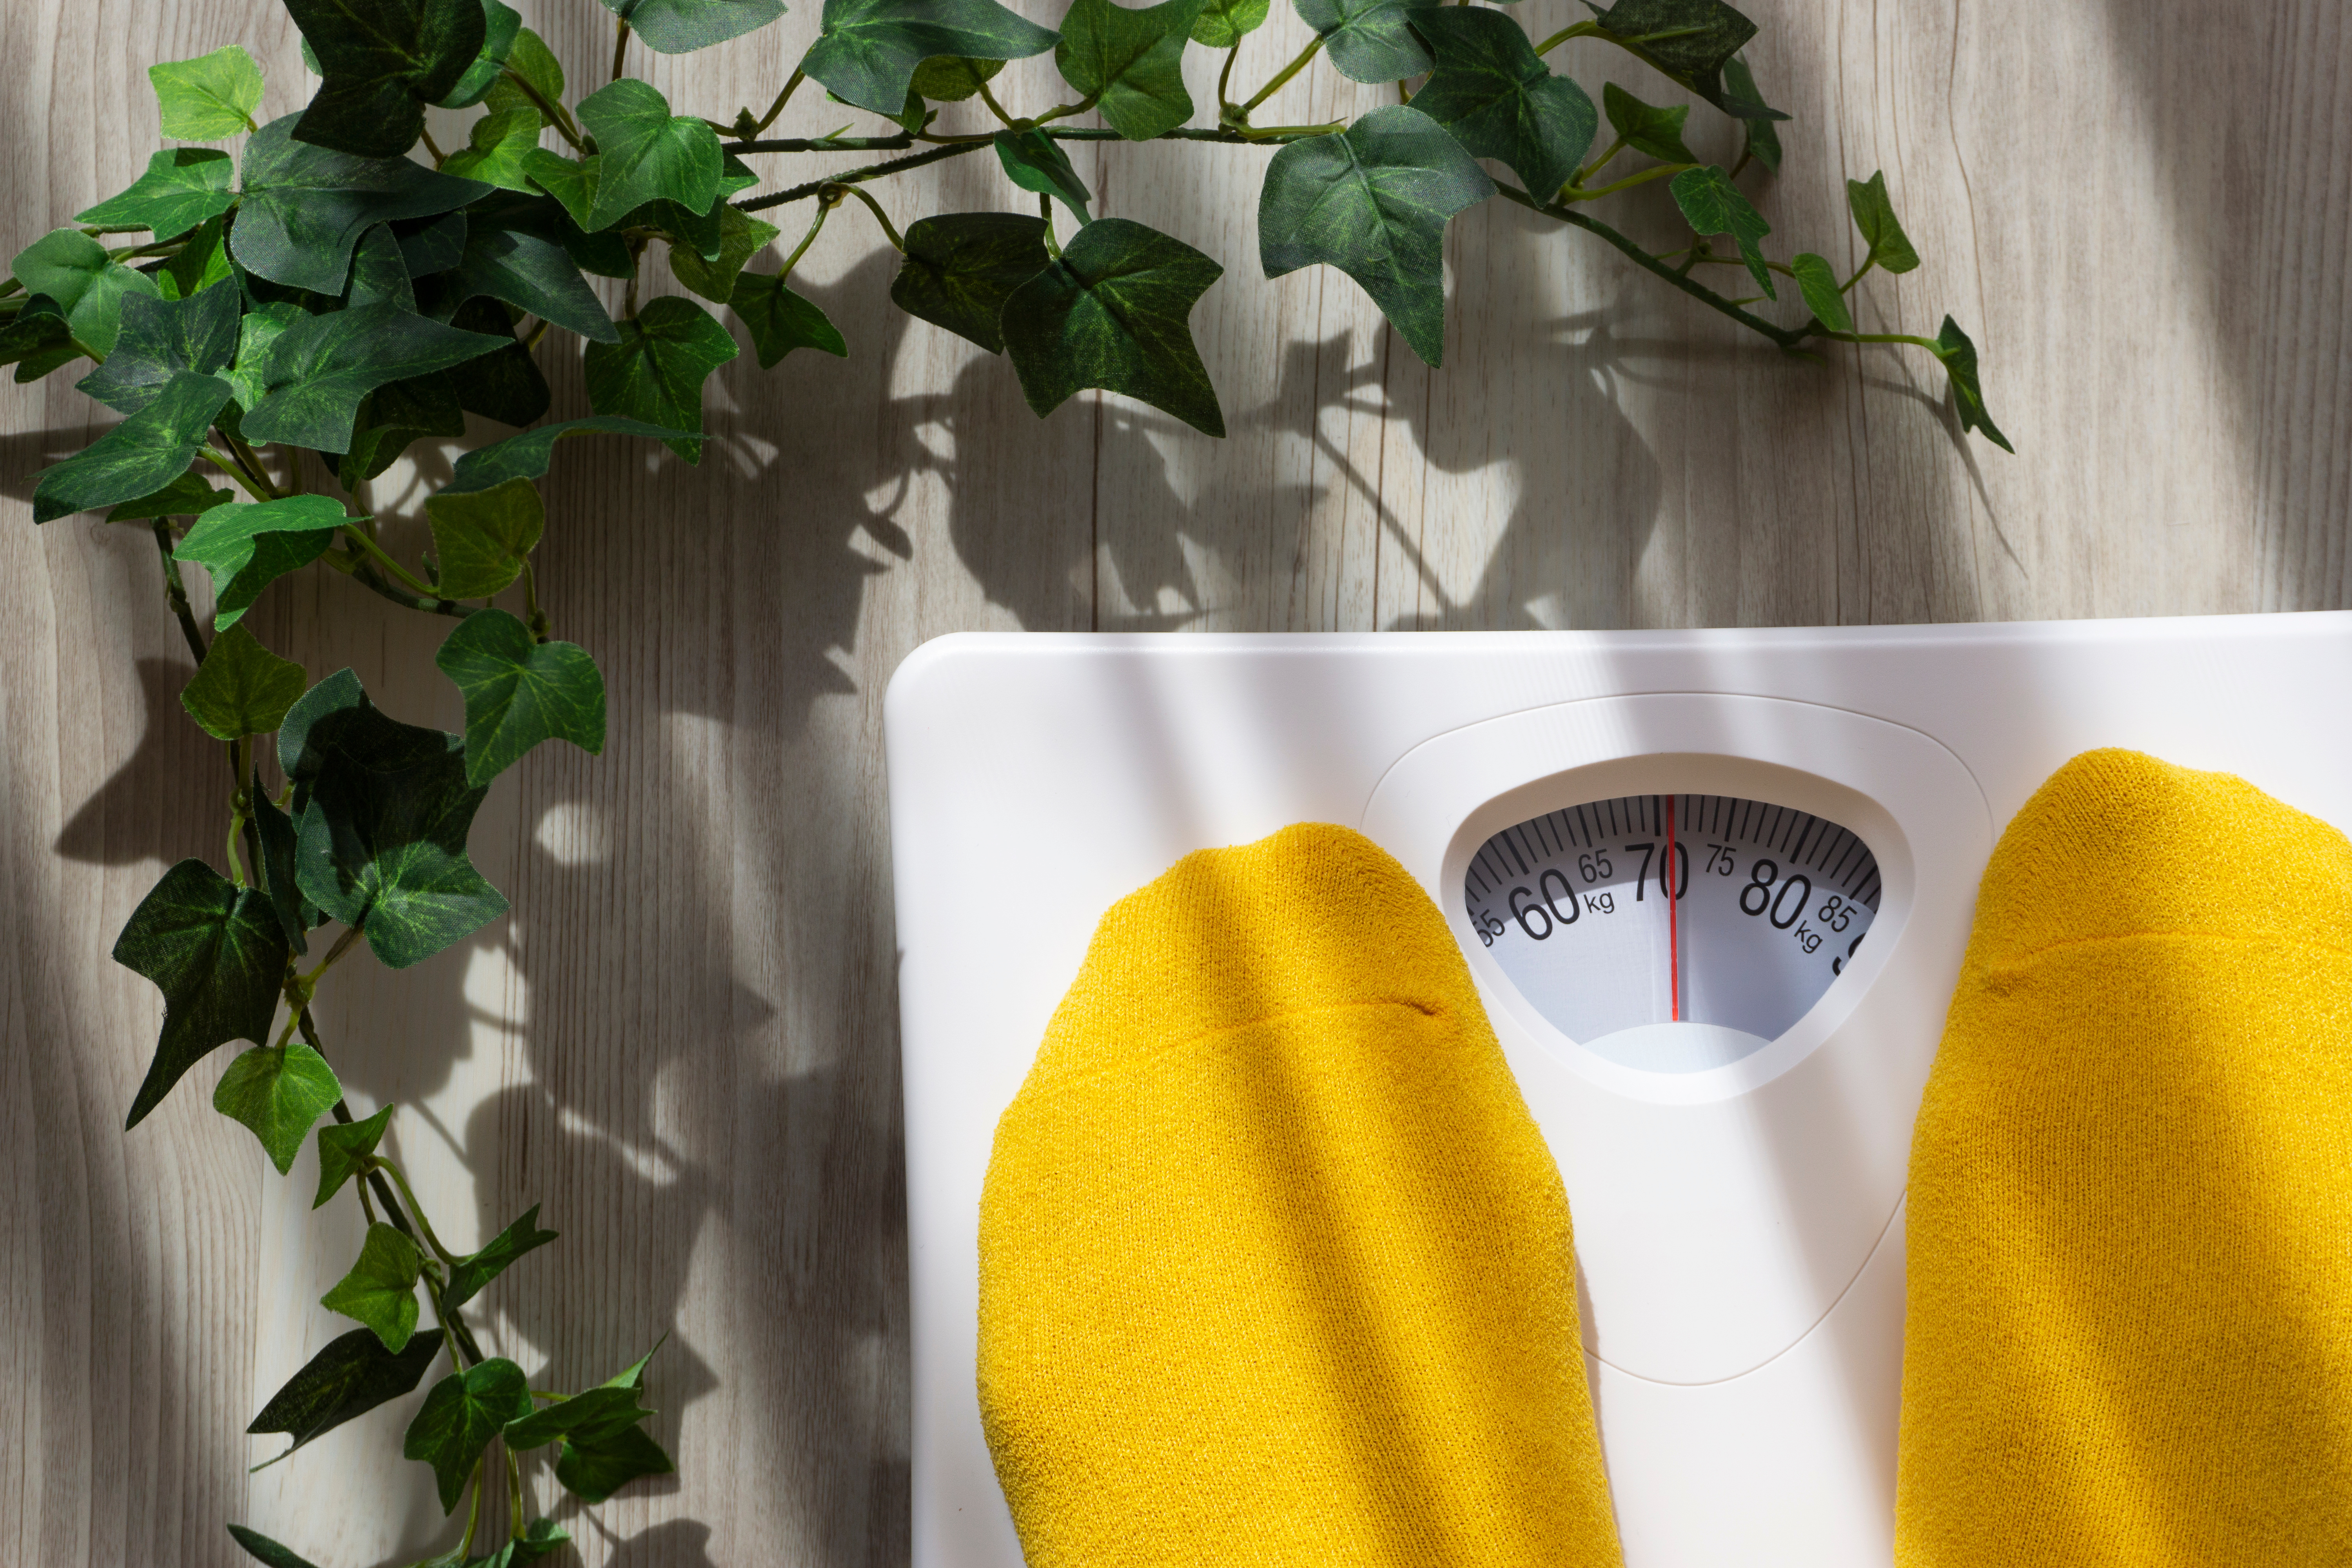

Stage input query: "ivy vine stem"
[{"left": 1236, "top": 36, "right": 1323, "bottom": 117}]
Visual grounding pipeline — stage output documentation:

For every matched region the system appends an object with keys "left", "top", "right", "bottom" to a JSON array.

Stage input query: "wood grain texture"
[{"left": 3, "top": 1, "right": 2346, "bottom": 1564}]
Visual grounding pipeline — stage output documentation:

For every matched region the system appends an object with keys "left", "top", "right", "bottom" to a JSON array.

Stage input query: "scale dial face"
[{"left": 1463, "top": 794, "right": 1880, "bottom": 1073}]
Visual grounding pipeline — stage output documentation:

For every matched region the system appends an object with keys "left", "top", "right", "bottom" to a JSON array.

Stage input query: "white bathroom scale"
[{"left": 884, "top": 612, "right": 2352, "bottom": 1568}]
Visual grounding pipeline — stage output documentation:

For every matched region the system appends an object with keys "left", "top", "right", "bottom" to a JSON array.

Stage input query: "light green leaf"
[
  {"left": 314, "top": 1104, "right": 394, "bottom": 1207},
  {"left": 226, "top": 1525, "right": 323, "bottom": 1568},
  {"left": 1723, "top": 55, "right": 1779, "bottom": 172},
  {"left": 320, "top": 1221, "right": 423, "bottom": 1351},
  {"left": 1408, "top": 9, "right": 1596, "bottom": 201},
  {"left": 804, "top": 0, "right": 1059, "bottom": 117},
  {"left": 105, "top": 472, "right": 234, "bottom": 524},
  {"left": 75, "top": 149, "right": 238, "bottom": 241},
  {"left": 483, "top": 27, "right": 564, "bottom": 120},
  {"left": 441, "top": 1203, "right": 558, "bottom": 1307},
  {"left": 445, "top": 415, "right": 696, "bottom": 494},
  {"left": 225, "top": 304, "right": 299, "bottom": 412},
  {"left": 439, "top": 0, "right": 523, "bottom": 108},
  {"left": 425, "top": 477, "right": 543, "bottom": 598},
  {"left": 1586, "top": 0, "right": 1781, "bottom": 118},
  {"left": 887, "top": 212, "right": 1048, "bottom": 354},
  {"left": 909, "top": 54, "right": 1004, "bottom": 100},
  {"left": 76, "top": 284, "right": 242, "bottom": 415},
  {"left": 441, "top": 107, "right": 544, "bottom": 191},
  {"left": 555, "top": 1423, "right": 674, "bottom": 1504},
  {"left": 404, "top": 1359, "right": 534, "bottom": 1512},
  {"left": 1670, "top": 162, "right": 1773, "bottom": 297},
  {"left": 1055, "top": 0, "right": 1203, "bottom": 142},
  {"left": 1292, "top": 0, "right": 1436, "bottom": 84},
  {"left": 1600, "top": 81, "right": 1695, "bottom": 166},
  {"left": 1003, "top": 216, "right": 1224, "bottom": 434},
  {"left": 248, "top": 1325, "right": 445, "bottom": 1461},
  {"left": 436, "top": 610, "right": 606, "bottom": 784},
  {"left": 11, "top": 229, "right": 161, "bottom": 358},
  {"left": 181, "top": 623, "right": 308, "bottom": 740},
  {"left": 1191, "top": 0, "right": 1268, "bottom": 47},
  {"left": 504, "top": 1386, "right": 646, "bottom": 1451},
  {"left": 1846, "top": 169, "right": 1920, "bottom": 274},
  {"left": 158, "top": 215, "right": 236, "bottom": 300},
  {"left": 1257, "top": 105, "right": 1494, "bottom": 367},
  {"left": 31, "top": 371, "right": 231, "bottom": 524},
  {"left": 149, "top": 46, "right": 265, "bottom": 139},
  {"left": 214, "top": 1040, "right": 342, "bottom": 1175},
  {"left": 576, "top": 79, "right": 722, "bottom": 232},
  {"left": 239, "top": 303, "right": 509, "bottom": 451},
  {"left": 176, "top": 494, "right": 363, "bottom": 629},
  {"left": 1935, "top": 316, "right": 2012, "bottom": 453},
  {"left": 284, "top": 0, "right": 487, "bottom": 158},
  {"left": 583, "top": 296, "right": 738, "bottom": 461},
  {"left": 232, "top": 117, "right": 488, "bottom": 294},
  {"left": 113, "top": 857, "right": 291, "bottom": 1128},
  {"left": 1788, "top": 251, "right": 1851, "bottom": 333},
  {"left": 597, "top": 0, "right": 787, "bottom": 53},
  {"left": 994, "top": 128, "right": 1091, "bottom": 223},
  {"left": 731, "top": 271, "right": 848, "bottom": 368},
  {"left": 671, "top": 205, "right": 780, "bottom": 304}
]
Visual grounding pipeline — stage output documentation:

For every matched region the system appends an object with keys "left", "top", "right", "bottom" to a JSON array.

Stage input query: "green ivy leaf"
[
  {"left": 441, "top": 107, "right": 544, "bottom": 192},
  {"left": 75, "top": 286, "right": 242, "bottom": 416},
  {"left": 214, "top": 1040, "right": 343, "bottom": 1175},
  {"left": 731, "top": 271, "right": 848, "bottom": 368},
  {"left": 345, "top": 223, "right": 418, "bottom": 312},
  {"left": 436, "top": 610, "right": 606, "bottom": 784},
  {"left": 439, "top": 0, "right": 523, "bottom": 108},
  {"left": 313, "top": 1104, "right": 393, "bottom": 1207},
  {"left": 441, "top": 1203, "right": 558, "bottom": 1307},
  {"left": 232, "top": 117, "right": 489, "bottom": 294},
  {"left": 576, "top": 80, "right": 722, "bottom": 232},
  {"left": 671, "top": 206, "right": 780, "bottom": 305},
  {"left": 404, "top": 1358, "right": 534, "bottom": 1512},
  {"left": 251, "top": 778, "right": 319, "bottom": 955},
  {"left": 509, "top": 1519, "right": 572, "bottom": 1561},
  {"left": 113, "top": 857, "right": 290, "bottom": 1128},
  {"left": 181, "top": 623, "right": 308, "bottom": 740},
  {"left": 1191, "top": 0, "right": 1269, "bottom": 47},
  {"left": 1669, "top": 163, "right": 1773, "bottom": 297},
  {"left": 0, "top": 294, "right": 80, "bottom": 382},
  {"left": 224, "top": 304, "right": 299, "bottom": 412},
  {"left": 320, "top": 1220, "right": 424, "bottom": 1350},
  {"left": 804, "top": 0, "right": 1059, "bottom": 117},
  {"left": 1293, "top": 0, "right": 1436, "bottom": 84},
  {"left": 888, "top": 212, "right": 1048, "bottom": 355},
  {"left": 1408, "top": 9, "right": 1596, "bottom": 202},
  {"left": 1258, "top": 105, "right": 1493, "bottom": 367},
  {"left": 556, "top": 1423, "right": 675, "bottom": 1504},
  {"left": 909, "top": 54, "right": 1004, "bottom": 100},
  {"left": 1002, "top": 216, "right": 1223, "bottom": 434},
  {"left": 445, "top": 415, "right": 695, "bottom": 494},
  {"left": 149, "top": 46, "right": 265, "bottom": 140},
  {"left": 105, "top": 472, "right": 234, "bottom": 524},
  {"left": 239, "top": 303, "right": 510, "bottom": 451},
  {"left": 1788, "top": 251, "right": 1850, "bottom": 333},
  {"left": 337, "top": 373, "right": 469, "bottom": 488},
  {"left": 1600, "top": 82, "right": 1696, "bottom": 166},
  {"left": 520, "top": 149, "right": 597, "bottom": 231},
  {"left": 1846, "top": 169, "right": 1919, "bottom": 274},
  {"left": 285, "top": 0, "right": 487, "bottom": 158},
  {"left": 225, "top": 1524, "right": 323, "bottom": 1568},
  {"left": 583, "top": 296, "right": 738, "bottom": 461},
  {"left": 1586, "top": 0, "right": 1780, "bottom": 119},
  {"left": 424, "top": 477, "right": 543, "bottom": 598},
  {"left": 436, "top": 225, "right": 619, "bottom": 342},
  {"left": 1722, "top": 55, "right": 1779, "bottom": 172},
  {"left": 1055, "top": 0, "right": 1203, "bottom": 142},
  {"left": 176, "top": 495, "right": 363, "bottom": 629},
  {"left": 446, "top": 296, "right": 554, "bottom": 427},
  {"left": 249, "top": 1325, "right": 446, "bottom": 1460},
  {"left": 483, "top": 26, "right": 564, "bottom": 120},
  {"left": 158, "top": 216, "right": 237, "bottom": 301},
  {"left": 505, "top": 1385, "right": 646, "bottom": 1451},
  {"left": 994, "top": 129, "right": 1092, "bottom": 223},
  {"left": 597, "top": 0, "right": 787, "bottom": 53},
  {"left": 75, "top": 150, "right": 238, "bottom": 242},
  {"left": 1935, "top": 316, "right": 2012, "bottom": 453},
  {"left": 31, "top": 371, "right": 231, "bottom": 524},
  {"left": 11, "top": 229, "right": 161, "bottom": 358},
  {"left": 397, "top": 211, "right": 472, "bottom": 278}
]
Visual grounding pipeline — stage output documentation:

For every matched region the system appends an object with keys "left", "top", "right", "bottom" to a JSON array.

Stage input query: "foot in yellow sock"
[
  {"left": 1900, "top": 750, "right": 2352, "bottom": 1566},
  {"left": 978, "top": 824, "right": 1623, "bottom": 1568}
]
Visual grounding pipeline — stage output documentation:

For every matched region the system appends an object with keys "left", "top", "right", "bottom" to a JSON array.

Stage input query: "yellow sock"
[
  {"left": 978, "top": 824, "right": 1623, "bottom": 1568},
  {"left": 1900, "top": 750, "right": 2352, "bottom": 1565}
]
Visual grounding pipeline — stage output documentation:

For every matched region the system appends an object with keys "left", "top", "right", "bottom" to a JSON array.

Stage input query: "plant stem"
[
  {"left": 1534, "top": 19, "right": 1603, "bottom": 54},
  {"left": 1815, "top": 328, "right": 1948, "bottom": 354},
  {"left": 224, "top": 738, "right": 249, "bottom": 888},
  {"left": 841, "top": 184, "right": 904, "bottom": 250},
  {"left": 1238, "top": 36, "right": 1323, "bottom": 117},
  {"left": 458, "top": 1462, "right": 484, "bottom": 1559},
  {"left": 739, "top": 141, "right": 989, "bottom": 211},
  {"left": 754, "top": 69, "right": 806, "bottom": 134},
  {"left": 735, "top": 126, "right": 1328, "bottom": 212},
  {"left": 150, "top": 520, "right": 209, "bottom": 666},
  {"left": 1563, "top": 161, "right": 1692, "bottom": 203},
  {"left": 324, "top": 549, "right": 477, "bottom": 618},
  {"left": 507, "top": 1447, "right": 524, "bottom": 1546},
  {"left": 1217, "top": 44, "right": 1240, "bottom": 118},
  {"left": 975, "top": 77, "right": 1019, "bottom": 127},
  {"left": 339, "top": 524, "right": 441, "bottom": 599},
  {"left": 611, "top": 16, "right": 631, "bottom": 82},
  {"left": 504, "top": 68, "right": 583, "bottom": 149},
  {"left": 728, "top": 134, "right": 916, "bottom": 153},
  {"left": 371, "top": 1156, "right": 462, "bottom": 1267},
  {"left": 778, "top": 202, "right": 829, "bottom": 279},
  {"left": 1040, "top": 193, "right": 1062, "bottom": 259},
  {"left": 419, "top": 126, "right": 447, "bottom": 167},
  {"left": 1840, "top": 257, "right": 1877, "bottom": 294}
]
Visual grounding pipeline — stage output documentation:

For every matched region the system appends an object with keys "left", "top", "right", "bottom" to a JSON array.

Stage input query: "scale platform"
[{"left": 884, "top": 613, "right": 2352, "bottom": 1568}]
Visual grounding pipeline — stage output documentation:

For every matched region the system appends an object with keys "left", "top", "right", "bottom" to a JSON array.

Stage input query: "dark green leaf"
[
  {"left": 441, "top": 1202, "right": 558, "bottom": 1308},
  {"left": 441, "top": 107, "right": 544, "bottom": 192},
  {"left": 320, "top": 1220, "right": 424, "bottom": 1350},
  {"left": 436, "top": 226, "right": 618, "bottom": 342},
  {"left": 31, "top": 371, "right": 231, "bottom": 524},
  {"left": 346, "top": 224, "right": 418, "bottom": 312},
  {"left": 1788, "top": 251, "right": 1850, "bottom": 333},
  {"left": 887, "top": 212, "right": 1047, "bottom": 355},
  {"left": 313, "top": 1105, "right": 394, "bottom": 1207},
  {"left": 149, "top": 46, "right": 264, "bottom": 139},
  {"left": 285, "top": 0, "right": 488, "bottom": 158},
  {"left": 483, "top": 27, "right": 564, "bottom": 122},
  {"left": 598, "top": 0, "right": 787, "bottom": 53},
  {"left": 75, "top": 150, "right": 238, "bottom": 242},
  {"left": 425, "top": 477, "right": 543, "bottom": 598},
  {"left": 252, "top": 779, "right": 319, "bottom": 955},
  {"left": 994, "top": 128, "right": 1091, "bottom": 223},
  {"left": 439, "top": 0, "right": 523, "bottom": 108},
  {"left": 804, "top": 0, "right": 1059, "bottom": 116},
  {"left": 113, "top": 857, "right": 290, "bottom": 1127},
  {"left": 446, "top": 296, "right": 552, "bottom": 426},
  {"left": 445, "top": 415, "right": 695, "bottom": 494},
  {"left": 1293, "top": 0, "right": 1436, "bottom": 84},
  {"left": 503, "top": 1386, "right": 645, "bottom": 1450},
  {"left": 239, "top": 303, "right": 509, "bottom": 450},
  {"left": 582, "top": 296, "right": 737, "bottom": 461},
  {"left": 75, "top": 285, "right": 242, "bottom": 415},
  {"left": 1722, "top": 55, "right": 1779, "bottom": 172},
  {"left": 175, "top": 495, "right": 362, "bottom": 629},
  {"left": 404, "top": 1358, "right": 533, "bottom": 1512},
  {"left": 1258, "top": 105, "right": 1493, "bottom": 367},
  {"left": 105, "top": 472, "right": 234, "bottom": 524},
  {"left": 0, "top": 294, "right": 79, "bottom": 381},
  {"left": 556, "top": 1422, "right": 674, "bottom": 1504},
  {"left": 1936, "top": 315, "right": 2011, "bottom": 453},
  {"left": 1600, "top": 81, "right": 1695, "bottom": 166},
  {"left": 1846, "top": 169, "right": 1919, "bottom": 274},
  {"left": 158, "top": 216, "right": 236, "bottom": 301},
  {"left": 731, "top": 271, "right": 848, "bottom": 368},
  {"left": 1055, "top": 0, "right": 1203, "bottom": 142},
  {"left": 510, "top": 1519, "right": 571, "bottom": 1560},
  {"left": 1003, "top": 215, "right": 1223, "bottom": 434},
  {"left": 225, "top": 1525, "right": 321, "bottom": 1568},
  {"left": 1408, "top": 9, "right": 1596, "bottom": 201},
  {"left": 671, "top": 206, "right": 780, "bottom": 305},
  {"left": 214, "top": 1040, "right": 343, "bottom": 1175},
  {"left": 1191, "top": 0, "right": 1268, "bottom": 47},
  {"left": 232, "top": 118, "right": 489, "bottom": 294},
  {"left": 181, "top": 622, "right": 308, "bottom": 740},
  {"left": 249, "top": 1326, "right": 445, "bottom": 1459},
  {"left": 1586, "top": 0, "right": 1779, "bottom": 118},
  {"left": 1670, "top": 163, "right": 1773, "bottom": 296},
  {"left": 576, "top": 80, "right": 722, "bottom": 232},
  {"left": 11, "top": 229, "right": 161, "bottom": 358},
  {"left": 909, "top": 54, "right": 1004, "bottom": 100},
  {"left": 436, "top": 610, "right": 606, "bottom": 784},
  {"left": 336, "top": 373, "right": 468, "bottom": 488},
  {"left": 397, "top": 211, "right": 471, "bottom": 278}
]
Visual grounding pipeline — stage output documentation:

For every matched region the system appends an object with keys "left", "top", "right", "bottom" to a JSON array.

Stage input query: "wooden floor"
[{"left": 4, "top": 1, "right": 2347, "bottom": 1564}]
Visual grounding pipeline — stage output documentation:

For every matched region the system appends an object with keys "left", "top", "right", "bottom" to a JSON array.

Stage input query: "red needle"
[{"left": 1665, "top": 794, "right": 1680, "bottom": 1021}]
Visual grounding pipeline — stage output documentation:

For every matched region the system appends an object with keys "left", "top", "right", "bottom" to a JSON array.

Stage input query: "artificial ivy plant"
[{"left": 5, "top": 0, "right": 2004, "bottom": 1563}]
